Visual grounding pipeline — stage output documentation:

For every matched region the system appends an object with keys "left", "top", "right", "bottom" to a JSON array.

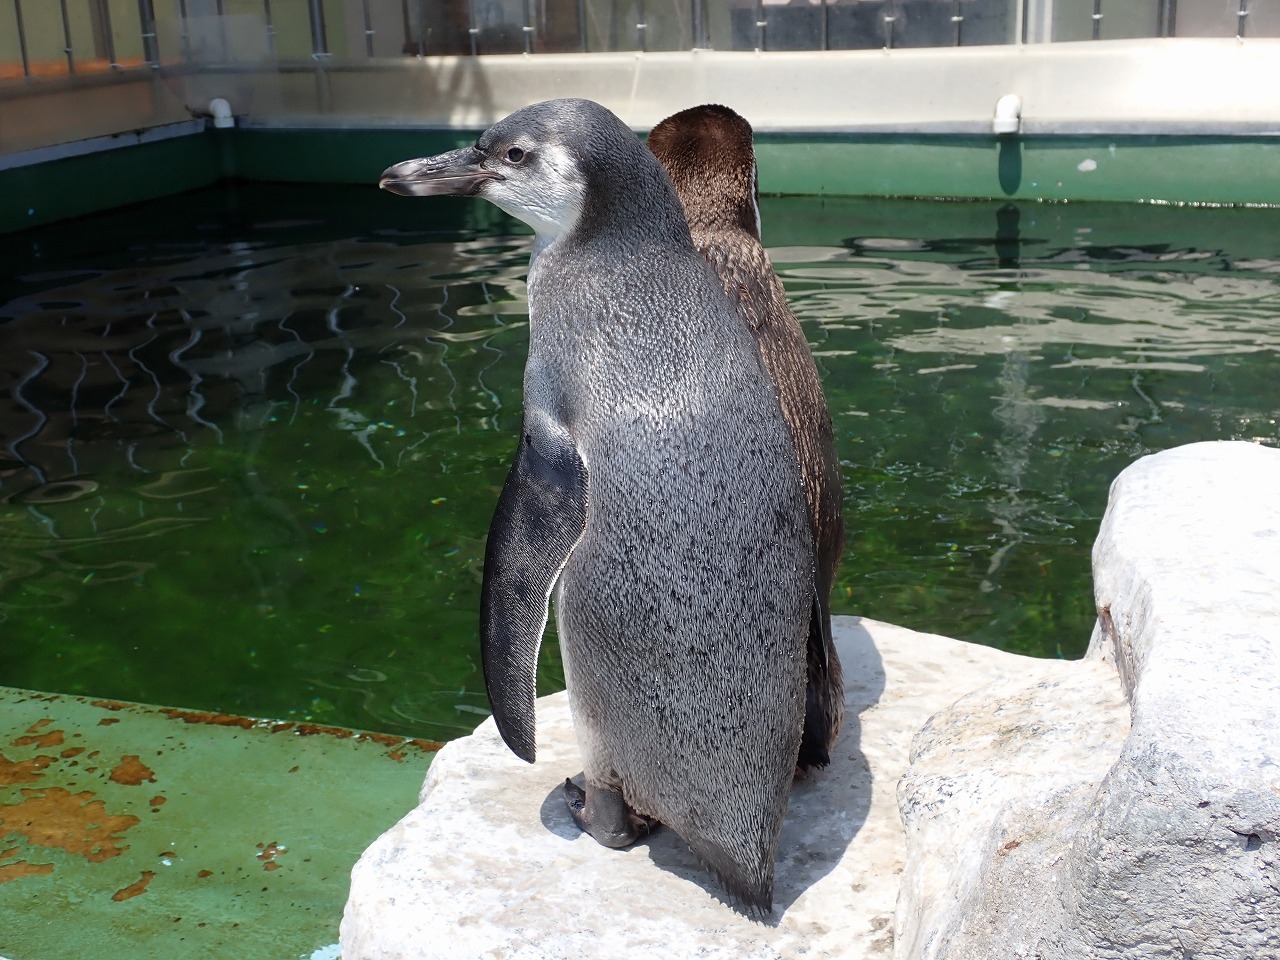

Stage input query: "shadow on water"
[{"left": 531, "top": 626, "right": 887, "bottom": 921}]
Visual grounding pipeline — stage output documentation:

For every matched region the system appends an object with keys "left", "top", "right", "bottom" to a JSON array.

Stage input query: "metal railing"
[{"left": 1, "top": 0, "right": 1274, "bottom": 81}]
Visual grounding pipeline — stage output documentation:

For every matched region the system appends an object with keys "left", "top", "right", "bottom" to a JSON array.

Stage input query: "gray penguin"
[
  {"left": 380, "top": 98, "right": 816, "bottom": 912},
  {"left": 647, "top": 104, "right": 846, "bottom": 771}
]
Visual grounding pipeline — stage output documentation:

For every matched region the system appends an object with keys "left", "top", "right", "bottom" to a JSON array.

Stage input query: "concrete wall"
[{"left": 4, "top": 37, "right": 1275, "bottom": 162}]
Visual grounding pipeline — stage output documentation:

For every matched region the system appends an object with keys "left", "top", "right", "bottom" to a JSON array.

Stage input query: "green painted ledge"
[
  {"left": 0, "top": 135, "right": 228, "bottom": 236},
  {"left": 752, "top": 133, "right": 1280, "bottom": 206},
  {"left": 3, "top": 126, "right": 1278, "bottom": 234},
  {"left": 0, "top": 686, "right": 439, "bottom": 960}
]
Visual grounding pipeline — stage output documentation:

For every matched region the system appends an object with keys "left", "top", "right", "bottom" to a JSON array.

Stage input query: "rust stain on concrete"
[
  {"left": 111, "top": 870, "right": 156, "bottom": 901},
  {"left": 0, "top": 753, "right": 56, "bottom": 786},
  {"left": 154, "top": 709, "right": 442, "bottom": 756},
  {"left": 256, "top": 841, "right": 288, "bottom": 871},
  {"left": 90, "top": 701, "right": 133, "bottom": 712},
  {"left": 11, "top": 730, "right": 65, "bottom": 749},
  {"left": 0, "top": 787, "right": 140, "bottom": 862},
  {"left": 160, "top": 708, "right": 258, "bottom": 729},
  {"left": 0, "top": 859, "right": 55, "bottom": 884},
  {"left": 108, "top": 755, "right": 157, "bottom": 786}
]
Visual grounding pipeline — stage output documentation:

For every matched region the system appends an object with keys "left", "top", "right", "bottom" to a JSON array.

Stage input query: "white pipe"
[
  {"left": 992, "top": 93, "right": 1022, "bottom": 135},
  {"left": 209, "top": 97, "right": 235, "bottom": 130}
]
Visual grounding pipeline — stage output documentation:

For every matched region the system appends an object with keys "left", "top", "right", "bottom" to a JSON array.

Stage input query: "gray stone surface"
[
  {"left": 340, "top": 618, "right": 1035, "bottom": 960},
  {"left": 897, "top": 440, "right": 1280, "bottom": 960}
]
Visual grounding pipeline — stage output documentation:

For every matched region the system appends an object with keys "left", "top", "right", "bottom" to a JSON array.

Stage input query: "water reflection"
[{"left": 1, "top": 189, "right": 1277, "bottom": 734}]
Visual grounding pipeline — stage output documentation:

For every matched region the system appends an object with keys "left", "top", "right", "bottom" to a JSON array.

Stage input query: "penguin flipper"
[{"left": 480, "top": 408, "right": 588, "bottom": 764}]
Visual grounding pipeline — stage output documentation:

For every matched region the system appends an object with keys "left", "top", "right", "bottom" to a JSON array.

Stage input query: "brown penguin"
[{"left": 648, "top": 104, "right": 846, "bottom": 771}]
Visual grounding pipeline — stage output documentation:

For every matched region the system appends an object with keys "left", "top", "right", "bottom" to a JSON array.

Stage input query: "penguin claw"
[
  {"left": 562, "top": 778, "right": 657, "bottom": 848},
  {"left": 563, "top": 777, "right": 587, "bottom": 816}
]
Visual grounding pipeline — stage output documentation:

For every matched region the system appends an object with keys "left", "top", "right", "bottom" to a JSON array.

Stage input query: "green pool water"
[{"left": 2, "top": 184, "right": 1277, "bottom": 742}]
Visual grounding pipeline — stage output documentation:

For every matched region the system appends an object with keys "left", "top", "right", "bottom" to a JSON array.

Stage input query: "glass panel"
[
  {"left": 1095, "top": 1, "right": 1157, "bottom": 39},
  {"left": 400, "top": 0, "right": 472, "bottom": 56},
  {"left": 645, "top": 0, "right": 694, "bottom": 49},
  {"left": 828, "top": 1, "right": 895, "bottom": 49},
  {"left": 580, "top": 0, "right": 692, "bottom": 52},
  {"left": 1248, "top": 0, "right": 1280, "bottom": 37},
  {"left": 471, "top": 0, "right": 531, "bottom": 54},
  {"left": 1051, "top": 0, "right": 1159, "bottom": 41},
  {"left": 262, "top": 0, "right": 317, "bottom": 59},
  {"left": 152, "top": 2, "right": 191, "bottom": 66},
  {"left": 759, "top": 2, "right": 829, "bottom": 52},
  {"left": 216, "top": 0, "right": 276, "bottom": 60},
  {"left": 1174, "top": 0, "right": 1245, "bottom": 37},
  {"left": 1050, "top": 0, "right": 1096, "bottom": 40},
  {"left": 956, "top": 0, "right": 1015, "bottom": 44},
  {"left": 891, "top": 0, "right": 962, "bottom": 47},
  {"left": 534, "top": 0, "right": 587, "bottom": 52},
  {"left": 105, "top": 0, "right": 144, "bottom": 65},
  {"left": 357, "top": 0, "right": 414, "bottom": 57},
  {"left": 716, "top": 0, "right": 1016, "bottom": 52},
  {"left": 67, "top": 0, "right": 103, "bottom": 72}
]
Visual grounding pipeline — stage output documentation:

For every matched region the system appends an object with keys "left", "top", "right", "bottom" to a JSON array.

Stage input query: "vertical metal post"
[
  {"left": 14, "top": 0, "right": 30, "bottom": 76},
  {"left": 137, "top": 0, "right": 159, "bottom": 65},
  {"left": 264, "top": 0, "right": 276, "bottom": 56},
  {"left": 1091, "top": 0, "right": 1102, "bottom": 39},
  {"left": 416, "top": 0, "right": 427, "bottom": 55},
  {"left": 521, "top": 0, "right": 533, "bottom": 53},
  {"left": 1158, "top": 0, "right": 1176, "bottom": 36},
  {"left": 819, "top": 0, "right": 829, "bottom": 51},
  {"left": 692, "top": 0, "right": 709, "bottom": 48},
  {"left": 578, "top": 0, "right": 587, "bottom": 51},
  {"left": 753, "top": 0, "right": 765, "bottom": 50},
  {"left": 308, "top": 0, "right": 330, "bottom": 57},
  {"left": 1017, "top": 0, "right": 1027, "bottom": 44},
  {"left": 883, "top": 2, "right": 896, "bottom": 48},
  {"left": 215, "top": 0, "right": 228, "bottom": 62},
  {"left": 467, "top": 0, "right": 479, "bottom": 55},
  {"left": 97, "top": 0, "right": 119, "bottom": 68},
  {"left": 58, "top": 0, "right": 75, "bottom": 73},
  {"left": 362, "top": 0, "right": 375, "bottom": 56},
  {"left": 177, "top": 0, "right": 191, "bottom": 61},
  {"left": 1236, "top": 0, "right": 1248, "bottom": 38},
  {"left": 952, "top": 0, "right": 963, "bottom": 45}
]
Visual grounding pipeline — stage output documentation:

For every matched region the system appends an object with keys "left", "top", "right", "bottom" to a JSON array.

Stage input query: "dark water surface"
[{"left": 2, "top": 184, "right": 1277, "bottom": 740}]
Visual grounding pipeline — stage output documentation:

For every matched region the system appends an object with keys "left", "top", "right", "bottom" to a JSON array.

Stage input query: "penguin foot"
[{"left": 563, "top": 778, "right": 656, "bottom": 849}]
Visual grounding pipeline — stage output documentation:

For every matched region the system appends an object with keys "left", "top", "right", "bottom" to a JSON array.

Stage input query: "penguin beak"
[{"left": 378, "top": 147, "right": 504, "bottom": 198}]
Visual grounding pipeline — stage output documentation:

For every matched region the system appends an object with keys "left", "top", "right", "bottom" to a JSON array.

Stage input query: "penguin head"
[
  {"left": 381, "top": 99, "right": 686, "bottom": 251},
  {"left": 647, "top": 104, "right": 761, "bottom": 241}
]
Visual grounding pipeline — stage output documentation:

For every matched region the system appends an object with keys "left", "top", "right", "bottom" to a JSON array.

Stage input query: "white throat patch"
[{"left": 483, "top": 142, "right": 586, "bottom": 252}]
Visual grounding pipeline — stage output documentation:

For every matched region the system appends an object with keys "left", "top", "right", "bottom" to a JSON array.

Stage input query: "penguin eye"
[{"left": 506, "top": 147, "right": 526, "bottom": 164}]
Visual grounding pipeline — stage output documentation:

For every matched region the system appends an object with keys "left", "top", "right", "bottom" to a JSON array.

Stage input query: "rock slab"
[
  {"left": 339, "top": 618, "right": 1043, "bottom": 960},
  {"left": 341, "top": 440, "right": 1280, "bottom": 960},
  {"left": 897, "top": 440, "right": 1280, "bottom": 960}
]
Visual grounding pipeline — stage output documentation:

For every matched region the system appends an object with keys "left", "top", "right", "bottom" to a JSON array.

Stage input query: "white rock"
[
  {"left": 896, "top": 440, "right": 1280, "bottom": 960},
  {"left": 340, "top": 617, "right": 1038, "bottom": 960},
  {"left": 343, "top": 441, "right": 1280, "bottom": 960}
]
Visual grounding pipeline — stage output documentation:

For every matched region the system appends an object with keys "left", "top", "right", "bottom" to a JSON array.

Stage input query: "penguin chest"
[{"left": 551, "top": 401, "right": 812, "bottom": 804}]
